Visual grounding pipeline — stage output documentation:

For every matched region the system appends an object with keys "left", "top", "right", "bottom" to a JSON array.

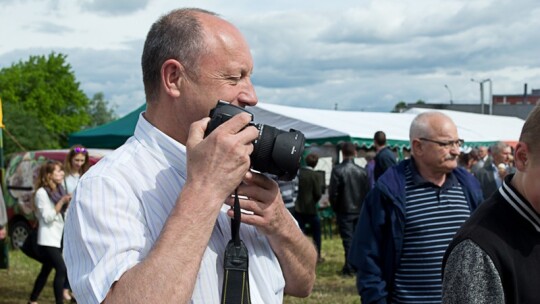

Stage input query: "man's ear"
[
  {"left": 514, "top": 142, "right": 529, "bottom": 171},
  {"left": 161, "top": 59, "right": 186, "bottom": 98},
  {"left": 411, "top": 139, "right": 423, "bottom": 156}
]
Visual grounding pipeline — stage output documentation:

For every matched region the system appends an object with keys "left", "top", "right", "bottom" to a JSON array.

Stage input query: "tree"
[
  {"left": 392, "top": 99, "right": 426, "bottom": 113},
  {"left": 392, "top": 101, "right": 407, "bottom": 113},
  {"left": 86, "top": 92, "right": 118, "bottom": 128},
  {"left": 0, "top": 52, "right": 91, "bottom": 155}
]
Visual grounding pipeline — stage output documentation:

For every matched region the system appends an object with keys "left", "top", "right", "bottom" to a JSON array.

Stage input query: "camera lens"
[
  {"left": 251, "top": 124, "right": 305, "bottom": 181},
  {"left": 206, "top": 100, "right": 305, "bottom": 181}
]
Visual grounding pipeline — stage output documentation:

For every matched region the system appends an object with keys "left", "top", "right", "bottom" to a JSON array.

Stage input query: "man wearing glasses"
[{"left": 349, "top": 111, "right": 483, "bottom": 304}]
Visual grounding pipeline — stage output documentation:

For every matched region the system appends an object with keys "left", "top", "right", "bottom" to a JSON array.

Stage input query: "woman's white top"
[
  {"left": 34, "top": 187, "right": 64, "bottom": 248},
  {"left": 64, "top": 173, "right": 80, "bottom": 194}
]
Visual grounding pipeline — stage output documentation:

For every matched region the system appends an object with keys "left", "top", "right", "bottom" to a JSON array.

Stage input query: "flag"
[{"left": 0, "top": 97, "right": 4, "bottom": 128}]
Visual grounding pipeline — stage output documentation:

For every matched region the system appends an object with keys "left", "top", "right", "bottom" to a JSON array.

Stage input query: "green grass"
[
  {"left": 284, "top": 234, "right": 360, "bottom": 304},
  {"left": 0, "top": 233, "right": 360, "bottom": 304},
  {"left": 0, "top": 249, "right": 56, "bottom": 303}
]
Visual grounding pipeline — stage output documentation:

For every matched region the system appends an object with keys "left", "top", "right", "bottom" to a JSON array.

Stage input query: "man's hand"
[
  {"left": 185, "top": 113, "right": 259, "bottom": 204},
  {"left": 0, "top": 226, "right": 6, "bottom": 240},
  {"left": 225, "top": 172, "right": 290, "bottom": 236},
  {"left": 225, "top": 172, "right": 317, "bottom": 297}
]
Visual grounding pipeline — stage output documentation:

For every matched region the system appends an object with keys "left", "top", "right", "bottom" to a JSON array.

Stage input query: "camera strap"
[{"left": 221, "top": 189, "right": 251, "bottom": 304}]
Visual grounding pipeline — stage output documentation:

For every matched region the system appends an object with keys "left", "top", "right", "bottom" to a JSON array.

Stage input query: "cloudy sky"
[{"left": 1, "top": 0, "right": 540, "bottom": 116}]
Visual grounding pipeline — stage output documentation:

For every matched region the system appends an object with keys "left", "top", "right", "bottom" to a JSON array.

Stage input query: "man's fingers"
[
  {"left": 186, "top": 117, "right": 211, "bottom": 148},
  {"left": 219, "top": 113, "right": 254, "bottom": 135}
]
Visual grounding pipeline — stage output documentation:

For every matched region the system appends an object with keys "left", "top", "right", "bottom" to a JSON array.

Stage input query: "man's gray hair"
[
  {"left": 490, "top": 141, "right": 509, "bottom": 155},
  {"left": 409, "top": 111, "right": 452, "bottom": 141},
  {"left": 141, "top": 8, "right": 218, "bottom": 103}
]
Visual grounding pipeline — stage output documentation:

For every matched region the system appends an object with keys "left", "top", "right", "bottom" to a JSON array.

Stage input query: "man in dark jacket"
[
  {"left": 349, "top": 112, "right": 483, "bottom": 304},
  {"left": 295, "top": 153, "right": 324, "bottom": 262},
  {"left": 373, "top": 131, "right": 397, "bottom": 182},
  {"left": 329, "top": 142, "right": 370, "bottom": 276}
]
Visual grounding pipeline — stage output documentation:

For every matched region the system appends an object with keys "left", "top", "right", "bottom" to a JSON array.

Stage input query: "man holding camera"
[{"left": 64, "top": 8, "right": 316, "bottom": 304}]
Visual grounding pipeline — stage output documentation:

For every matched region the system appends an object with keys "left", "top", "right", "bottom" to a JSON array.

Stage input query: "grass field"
[{"left": 0, "top": 233, "right": 360, "bottom": 304}]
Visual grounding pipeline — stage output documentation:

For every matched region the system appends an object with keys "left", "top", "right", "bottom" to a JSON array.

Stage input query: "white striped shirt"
[{"left": 64, "top": 113, "right": 285, "bottom": 304}]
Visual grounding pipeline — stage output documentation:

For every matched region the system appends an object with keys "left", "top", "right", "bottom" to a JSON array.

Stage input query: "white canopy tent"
[{"left": 251, "top": 103, "right": 525, "bottom": 148}]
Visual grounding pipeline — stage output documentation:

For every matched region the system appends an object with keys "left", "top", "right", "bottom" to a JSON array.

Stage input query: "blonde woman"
[
  {"left": 63, "top": 145, "right": 90, "bottom": 194},
  {"left": 61, "top": 145, "right": 89, "bottom": 301},
  {"left": 28, "top": 161, "right": 71, "bottom": 304}
]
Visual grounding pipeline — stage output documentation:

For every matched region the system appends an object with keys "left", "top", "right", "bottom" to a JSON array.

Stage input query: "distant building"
[
  {"left": 405, "top": 88, "right": 539, "bottom": 120},
  {"left": 493, "top": 89, "right": 540, "bottom": 105}
]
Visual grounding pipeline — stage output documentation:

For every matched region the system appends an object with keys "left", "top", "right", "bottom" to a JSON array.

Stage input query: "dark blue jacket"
[{"left": 349, "top": 158, "right": 483, "bottom": 304}]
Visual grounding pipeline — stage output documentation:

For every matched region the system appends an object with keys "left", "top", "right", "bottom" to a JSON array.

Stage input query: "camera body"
[{"left": 205, "top": 100, "right": 305, "bottom": 181}]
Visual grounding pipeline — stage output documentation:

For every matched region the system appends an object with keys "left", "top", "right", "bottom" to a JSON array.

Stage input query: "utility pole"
[
  {"left": 471, "top": 78, "right": 491, "bottom": 114},
  {"left": 444, "top": 84, "right": 453, "bottom": 104}
]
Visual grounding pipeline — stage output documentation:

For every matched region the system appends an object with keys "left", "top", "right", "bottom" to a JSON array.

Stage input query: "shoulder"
[
  {"left": 34, "top": 187, "right": 49, "bottom": 200},
  {"left": 443, "top": 239, "right": 504, "bottom": 304},
  {"left": 378, "top": 159, "right": 407, "bottom": 183},
  {"left": 81, "top": 140, "right": 146, "bottom": 182}
]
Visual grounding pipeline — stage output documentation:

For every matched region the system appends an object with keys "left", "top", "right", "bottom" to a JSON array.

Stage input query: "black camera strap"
[{"left": 221, "top": 189, "right": 251, "bottom": 304}]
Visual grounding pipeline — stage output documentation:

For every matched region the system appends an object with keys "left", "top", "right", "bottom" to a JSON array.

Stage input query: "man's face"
[
  {"left": 415, "top": 117, "right": 460, "bottom": 174},
  {"left": 478, "top": 146, "right": 488, "bottom": 159},
  {"left": 493, "top": 146, "right": 512, "bottom": 166},
  {"left": 181, "top": 18, "right": 258, "bottom": 123}
]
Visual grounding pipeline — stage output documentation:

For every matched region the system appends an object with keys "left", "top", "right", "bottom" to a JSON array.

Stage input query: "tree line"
[{"left": 0, "top": 53, "right": 117, "bottom": 156}]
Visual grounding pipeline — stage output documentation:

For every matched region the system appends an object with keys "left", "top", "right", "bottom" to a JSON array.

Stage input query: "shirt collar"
[
  {"left": 133, "top": 112, "right": 187, "bottom": 175},
  {"left": 499, "top": 174, "right": 540, "bottom": 233},
  {"left": 407, "top": 157, "right": 458, "bottom": 190}
]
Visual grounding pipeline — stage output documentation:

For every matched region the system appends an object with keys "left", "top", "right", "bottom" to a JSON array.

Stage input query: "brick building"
[{"left": 493, "top": 89, "right": 540, "bottom": 105}]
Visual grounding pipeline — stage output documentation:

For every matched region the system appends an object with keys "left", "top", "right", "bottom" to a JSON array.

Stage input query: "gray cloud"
[
  {"left": 2, "top": 1, "right": 540, "bottom": 117},
  {"left": 81, "top": 0, "right": 150, "bottom": 16}
]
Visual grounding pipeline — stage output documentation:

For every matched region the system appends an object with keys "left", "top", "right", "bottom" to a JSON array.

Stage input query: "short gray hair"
[
  {"left": 490, "top": 141, "right": 509, "bottom": 155},
  {"left": 141, "top": 8, "right": 218, "bottom": 103},
  {"left": 409, "top": 111, "right": 451, "bottom": 141}
]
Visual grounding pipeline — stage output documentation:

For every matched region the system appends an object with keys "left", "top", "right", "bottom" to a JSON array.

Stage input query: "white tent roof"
[{"left": 251, "top": 103, "right": 525, "bottom": 147}]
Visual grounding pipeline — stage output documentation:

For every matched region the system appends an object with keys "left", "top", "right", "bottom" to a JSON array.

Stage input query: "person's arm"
[
  {"left": 442, "top": 239, "right": 504, "bottom": 304},
  {"left": 34, "top": 188, "right": 69, "bottom": 223},
  {"left": 64, "top": 114, "right": 259, "bottom": 304},
  {"left": 230, "top": 172, "right": 317, "bottom": 297},
  {"left": 349, "top": 187, "right": 389, "bottom": 304},
  {"left": 328, "top": 168, "right": 339, "bottom": 211},
  {"left": 101, "top": 115, "right": 259, "bottom": 304}
]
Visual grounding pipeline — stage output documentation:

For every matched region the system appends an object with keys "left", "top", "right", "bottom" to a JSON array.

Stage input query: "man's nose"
[{"left": 237, "top": 79, "right": 258, "bottom": 107}]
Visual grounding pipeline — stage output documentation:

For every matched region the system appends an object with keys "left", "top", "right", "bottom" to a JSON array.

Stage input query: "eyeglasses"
[
  {"left": 73, "top": 147, "right": 87, "bottom": 154},
  {"left": 418, "top": 138, "right": 464, "bottom": 149}
]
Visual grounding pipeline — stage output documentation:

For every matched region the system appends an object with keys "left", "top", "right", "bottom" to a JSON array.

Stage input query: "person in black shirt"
[
  {"left": 443, "top": 104, "right": 540, "bottom": 303},
  {"left": 373, "top": 131, "right": 397, "bottom": 181},
  {"left": 329, "top": 142, "right": 370, "bottom": 276}
]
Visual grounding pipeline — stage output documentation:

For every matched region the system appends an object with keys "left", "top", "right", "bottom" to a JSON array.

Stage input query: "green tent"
[{"left": 68, "top": 104, "right": 145, "bottom": 149}]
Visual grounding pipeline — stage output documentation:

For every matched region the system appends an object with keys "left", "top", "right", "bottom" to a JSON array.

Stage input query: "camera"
[{"left": 205, "top": 100, "right": 305, "bottom": 181}]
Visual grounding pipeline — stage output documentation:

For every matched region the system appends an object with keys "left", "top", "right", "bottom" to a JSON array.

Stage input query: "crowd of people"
[
  {"left": 290, "top": 107, "right": 539, "bottom": 304},
  {"left": 0, "top": 6, "right": 537, "bottom": 304}
]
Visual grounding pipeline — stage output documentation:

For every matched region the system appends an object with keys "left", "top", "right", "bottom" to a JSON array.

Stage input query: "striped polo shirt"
[{"left": 392, "top": 164, "right": 471, "bottom": 303}]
